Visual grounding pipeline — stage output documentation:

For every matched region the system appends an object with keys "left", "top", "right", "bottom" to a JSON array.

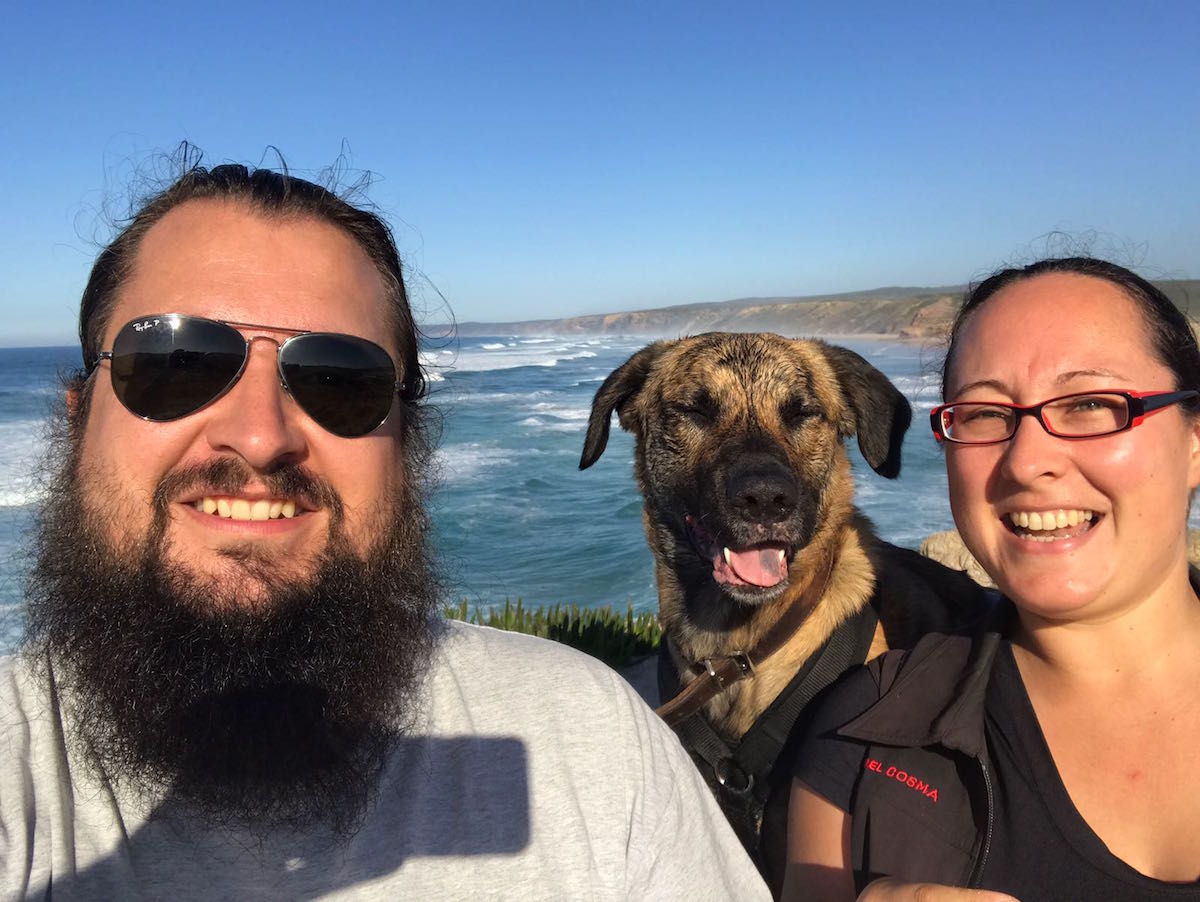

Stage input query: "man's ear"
[{"left": 66, "top": 387, "right": 81, "bottom": 421}]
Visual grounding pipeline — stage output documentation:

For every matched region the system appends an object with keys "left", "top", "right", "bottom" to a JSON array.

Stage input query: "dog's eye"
[
  {"left": 670, "top": 391, "right": 719, "bottom": 424},
  {"left": 780, "top": 398, "right": 820, "bottom": 427}
]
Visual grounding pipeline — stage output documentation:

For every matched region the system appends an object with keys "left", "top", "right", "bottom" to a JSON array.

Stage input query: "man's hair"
[{"left": 73, "top": 155, "right": 430, "bottom": 448}]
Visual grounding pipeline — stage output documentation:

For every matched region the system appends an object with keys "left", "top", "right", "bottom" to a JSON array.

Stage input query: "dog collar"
[{"left": 655, "top": 552, "right": 837, "bottom": 727}]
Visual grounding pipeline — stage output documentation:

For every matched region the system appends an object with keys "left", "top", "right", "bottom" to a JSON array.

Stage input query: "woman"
[{"left": 783, "top": 258, "right": 1200, "bottom": 901}]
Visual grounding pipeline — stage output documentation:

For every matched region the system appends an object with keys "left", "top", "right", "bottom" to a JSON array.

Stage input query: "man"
[{"left": 0, "top": 161, "right": 769, "bottom": 900}]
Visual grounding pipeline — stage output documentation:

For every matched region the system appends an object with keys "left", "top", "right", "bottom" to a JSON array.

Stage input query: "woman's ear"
[{"left": 1187, "top": 414, "right": 1200, "bottom": 490}]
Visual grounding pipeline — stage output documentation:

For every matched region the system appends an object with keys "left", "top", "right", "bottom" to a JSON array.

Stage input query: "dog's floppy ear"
[
  {"left": 820, "top": 343, "right": 912, "bottom": 479},
  {"left": 580, "top": 342, "right": 666, "bottom": 470}
]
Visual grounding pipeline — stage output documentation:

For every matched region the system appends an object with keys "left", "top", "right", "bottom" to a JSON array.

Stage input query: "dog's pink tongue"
[{"left": 713, "top": 545, "right": 789, "bottom": 588}]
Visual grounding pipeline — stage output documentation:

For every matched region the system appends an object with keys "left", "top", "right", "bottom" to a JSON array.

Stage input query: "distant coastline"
[{"left": 428, "top": 279, "right": 1200, "bottom": 340}]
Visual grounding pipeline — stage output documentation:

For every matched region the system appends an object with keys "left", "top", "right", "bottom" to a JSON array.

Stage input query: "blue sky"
[{"left": 2, "top": 1, "right": 1197, "bottom": 346}]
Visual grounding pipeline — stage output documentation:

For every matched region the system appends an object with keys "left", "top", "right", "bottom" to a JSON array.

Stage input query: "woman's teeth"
[
  {"left": 1009, "top": 509, "right": 1092, "bottom": 530},
  {"left": 1007, "top": 509, "right": 1094, "bottom": 541},
  {"left": 192, "top": 497, "right": 297, "bottom": 521}
]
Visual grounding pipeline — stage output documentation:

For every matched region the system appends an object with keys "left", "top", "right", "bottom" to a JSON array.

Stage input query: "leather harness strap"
[
  {"left": 653, "top": 552, "right": 882, "bottom": 867},
  {"left": 655, "top": 553, "right": 837, "bottom": 727}
]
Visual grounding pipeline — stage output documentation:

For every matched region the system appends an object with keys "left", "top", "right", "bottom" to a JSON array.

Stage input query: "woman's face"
[{"left": 945, "top": 272, "right": 1200, "bottom": 622}]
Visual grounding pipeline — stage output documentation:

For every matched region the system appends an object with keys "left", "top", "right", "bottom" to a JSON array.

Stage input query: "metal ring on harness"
[{"left": 714, "top": 757, "right": 754, "bottom": 795}]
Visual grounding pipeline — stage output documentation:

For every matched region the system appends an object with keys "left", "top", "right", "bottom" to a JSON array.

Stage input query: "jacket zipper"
[{"left": 967, "top": 761, "right": 995, "bottom": 888}]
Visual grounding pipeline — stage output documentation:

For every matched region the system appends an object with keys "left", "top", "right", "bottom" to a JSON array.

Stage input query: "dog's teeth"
[
  {"left": 723, "top": 547, "right": 732, "bottom": 565},
  {"left": 776, "top": 548, "right": 786, "bottom": 567}
]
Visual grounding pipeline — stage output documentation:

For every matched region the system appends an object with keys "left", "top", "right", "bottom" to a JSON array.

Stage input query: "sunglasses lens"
[
  {"left": 280, "top": 333, "right": 397, "bottom": 437},
  {"left": 109, "top": 316, "right": 247, "bottom": 420}
]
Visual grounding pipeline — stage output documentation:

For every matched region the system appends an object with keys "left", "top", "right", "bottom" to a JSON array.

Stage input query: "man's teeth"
[
  {"left": 194, "top": 497, "right": 297, "bottom": 521},
  {"left": 1008, "top": 509, "right": 1094, "bottom": 531}
]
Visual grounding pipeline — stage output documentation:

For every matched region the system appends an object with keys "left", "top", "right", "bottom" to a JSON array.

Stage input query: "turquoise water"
[{"left": 0, "top": 336, "right": 964, "bottom": 654}]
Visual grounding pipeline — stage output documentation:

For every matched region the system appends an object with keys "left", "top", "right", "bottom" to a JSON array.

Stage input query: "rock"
[
  {"left": 918, "top": 530, "right": 995, "bottom": 587},
  {"left": 919, "top": 528, "right": 1200, "bottom": 588}
]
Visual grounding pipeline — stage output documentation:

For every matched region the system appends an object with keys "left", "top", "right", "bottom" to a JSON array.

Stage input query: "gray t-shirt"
[{"left": 1, "top": 620, "right": 769, "bottom": 900}]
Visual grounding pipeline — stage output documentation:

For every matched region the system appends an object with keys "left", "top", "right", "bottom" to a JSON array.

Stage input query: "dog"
[{"left": 580, "top": 332, "right": 990, "bottom": 892}]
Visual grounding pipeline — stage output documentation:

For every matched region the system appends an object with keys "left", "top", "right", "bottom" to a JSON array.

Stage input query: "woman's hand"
[{"left": 858, "top": 877, "right": 1019, "bottom": 902}]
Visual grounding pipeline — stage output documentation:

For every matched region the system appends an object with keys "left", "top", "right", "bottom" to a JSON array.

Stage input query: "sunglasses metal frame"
[
  {"left": 93, "top": 314, "right": 406, "bottom": 437},
  {"left": 929, "top": 388, "right": 1200, "bottom": 445}
]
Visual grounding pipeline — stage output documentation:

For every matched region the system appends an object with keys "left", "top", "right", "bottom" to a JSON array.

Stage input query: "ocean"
[{"left": 0, "top": 336, "right": 971, "bottom": 655}]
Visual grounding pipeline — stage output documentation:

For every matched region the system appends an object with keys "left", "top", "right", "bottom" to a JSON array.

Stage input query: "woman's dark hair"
[
  {"left": 942, "top": 257, "right": 1200, "bottom": 415},
  {"left": 74, "top": 155, "right": 428, "bottom": 442}
]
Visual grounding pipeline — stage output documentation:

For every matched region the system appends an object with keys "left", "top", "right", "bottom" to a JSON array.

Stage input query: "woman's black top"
[{"left": 797, "top": 641, "right": 1200, "bottom": 900}]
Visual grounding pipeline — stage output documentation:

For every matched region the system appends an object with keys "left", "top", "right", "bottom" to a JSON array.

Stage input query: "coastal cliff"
[{"left": 439, "top": 280, "right": 1198, "bottom": 339}]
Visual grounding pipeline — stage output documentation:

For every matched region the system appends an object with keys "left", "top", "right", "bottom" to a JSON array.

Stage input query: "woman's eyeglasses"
[
  {"left": 930, "top": 389, "right": 1199, "bottom": 445},
  {"left": 91, "top": 314, "right": 406, "bottom": 438}
]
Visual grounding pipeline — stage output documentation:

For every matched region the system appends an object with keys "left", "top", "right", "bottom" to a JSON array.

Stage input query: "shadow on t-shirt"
[{"left": 37, "top": 735, "right": 530, "bottom": 898}]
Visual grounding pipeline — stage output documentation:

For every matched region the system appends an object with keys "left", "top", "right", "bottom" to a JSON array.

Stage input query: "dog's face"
[{"left": 581, "top": 333, "right": 911, "bottom": 611}]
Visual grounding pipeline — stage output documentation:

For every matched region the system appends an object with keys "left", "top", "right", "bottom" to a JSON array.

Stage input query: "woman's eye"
[{"left": 962, "top": 406, "right": 1008, "bottom": 422}]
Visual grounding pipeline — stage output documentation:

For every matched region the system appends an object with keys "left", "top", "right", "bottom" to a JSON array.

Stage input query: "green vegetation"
[{"left": 444, "top": 598, "right": 661, "bottom": 668}]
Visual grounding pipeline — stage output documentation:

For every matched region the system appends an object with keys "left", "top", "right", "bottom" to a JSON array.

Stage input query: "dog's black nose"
[{"left": 726, "top": 454, "right": 798, "bottom": 524}]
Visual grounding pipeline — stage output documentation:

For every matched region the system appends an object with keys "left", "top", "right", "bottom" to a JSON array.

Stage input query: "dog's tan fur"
[{"left": 582, "top": 332, "right": 983, "bottom": 740}]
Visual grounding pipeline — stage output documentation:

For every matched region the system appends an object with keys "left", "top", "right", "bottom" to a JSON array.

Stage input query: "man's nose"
[{"left": 203, "top": 339, "right": 308, "bottom": 471}]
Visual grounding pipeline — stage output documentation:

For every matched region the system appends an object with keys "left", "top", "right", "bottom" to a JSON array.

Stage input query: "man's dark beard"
[{"left": 23, "top": 417, "right": 441, "bottom": 835}]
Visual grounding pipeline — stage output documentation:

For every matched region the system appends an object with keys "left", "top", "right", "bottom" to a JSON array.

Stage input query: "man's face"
[
  {"left": 25, "top": 197, "right": 439, "bottom": 829},
  {"left": 80, "top": 199, "right": 407, "bottom": 606}
]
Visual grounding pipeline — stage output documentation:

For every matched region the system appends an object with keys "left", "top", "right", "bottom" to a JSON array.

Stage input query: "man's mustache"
[{"left": 151, "top": 459, "right": 345, "bottom": 525}]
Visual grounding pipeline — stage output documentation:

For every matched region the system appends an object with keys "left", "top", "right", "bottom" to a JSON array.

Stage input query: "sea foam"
[
  {"left": 0, "top": 419, "right": 47, "bottom": 509},
  {"left": 433, "top": 443, "right": 519, "bottom": 483}
]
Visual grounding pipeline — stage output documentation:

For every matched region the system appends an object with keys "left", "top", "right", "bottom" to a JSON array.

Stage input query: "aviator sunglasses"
[{"left": 91, "top": 314, "right": 405, "bottom": 438}]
